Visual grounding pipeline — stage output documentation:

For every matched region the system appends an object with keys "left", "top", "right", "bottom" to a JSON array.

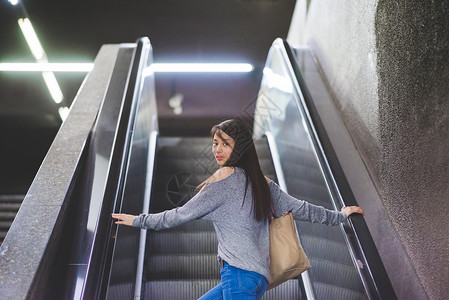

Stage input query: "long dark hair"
[{"left": 200, "top": 119, "right": 272, "bottom": 222}]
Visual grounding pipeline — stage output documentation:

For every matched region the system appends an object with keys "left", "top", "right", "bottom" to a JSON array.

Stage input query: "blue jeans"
[{"left": 199, "top": 262, "right": 268, "bottom": 300}]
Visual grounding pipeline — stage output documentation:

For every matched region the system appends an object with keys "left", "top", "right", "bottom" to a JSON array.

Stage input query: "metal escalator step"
[
  {"left": 261, "top": 279, "right": 300, "bottom": 299},
  {"left": 165, "top": 219, "right": 215, "bottom": 232},
  {"left": 144, "top": 279, "right": 301, "bottom": 300},
  {"left": 114, "top": 234, "right": 139, "bottom": 257},
  {"left": 106, "top": 282, "right": 134, "bottom": 300},
  {"left": 313, "top": 281, "right": 367, "bottom": 300},
  {"left": 0, "top": 195, "right": 25, "bottom": 202},
  {"left": 0, "top": 221, "right": 13, "bottom": 230},
  {"left": 109, "top": 257, "right": 137, "bottom": 284},
  {"left": 309, "top": 257, "right": 364, "bottom": 292},
  {"left": 146, "top": 255, "right": 220, "bottom": 280},
  {"left": 0, "top": 203, "right": 22, "bottom": 211},
  {"left": 145, "top": 280, "right": 220, "bottom": 300},
  {"left": 147, "top": 231, "right": 217, "bottom": 254},
  {"left": 0, "top": 211, "right": 18, "bottom": 220}
]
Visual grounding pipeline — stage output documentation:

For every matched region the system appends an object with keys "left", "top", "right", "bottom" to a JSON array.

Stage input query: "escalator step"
[
  {"left": 146, "top": 255, "right": 220, "bottom": 280},
  {"left": 0, "top": 203, "right": 22, "bottom": 211},
  {"left": 0, "top": 221, "right": 13, "bottom": 230},
  {"left": 144, "top": 279, "right": 301, "bottom": 299},
  {"left": 106, "top": 282, "right": 135, "bottom": 300},
  {"left": 109, "top": 257, "right": 137, "bottom": 284},
  {"left": 0, "top": 212, "right": 19, "bottom": 221},
  {"left": 0, "top": 195, "right": 25, "bottom": 202},
  {"left": 165, "top": 219, "right": 215, "bottom": 232},
  {"left": 147, "top": 231, "right": 217, "bottom": 254},
  {"left": 261, "top": 279, "right": 301, "bottom": 299},
  {"left": 145, "top": 280, "right": 220, "bottom": 300}
]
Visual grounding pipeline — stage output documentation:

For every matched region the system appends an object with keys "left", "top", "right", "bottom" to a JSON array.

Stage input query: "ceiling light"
[
  {"left": 8, "top": 0, "right": 19, "bottom": 5},
  {"left": 145, "top": 63, "right": 254, "bottom": 73},
  {"left": 18, "top": 18, "right": 45, "bottom": 60},
  {"left": 0, "top": 63, "right": 94, "bottom": 72},
  {"left": 58, "top": 107, "right": 70, "bottom": 121},
  {"left": 42, "top": 72, "right": 63, "bottom": 103}
]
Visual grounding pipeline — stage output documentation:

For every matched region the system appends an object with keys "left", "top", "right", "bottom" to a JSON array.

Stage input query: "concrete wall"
[{"left": 288, "top": 1, "right": 449, "bottom": 299}]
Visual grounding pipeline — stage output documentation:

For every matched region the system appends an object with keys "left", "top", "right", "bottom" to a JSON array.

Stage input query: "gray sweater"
[{"left": 133, "top": 167, "right": 347, "bottom": 281}]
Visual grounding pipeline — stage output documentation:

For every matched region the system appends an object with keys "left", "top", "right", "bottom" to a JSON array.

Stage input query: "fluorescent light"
[
  {"left": 58, "top": 107, "right": 70, "bottom": 121},
  {"left": 0, "top": 63, "right": 94, "bottom": 72},
  {"left": 42, "top": 72, "right": 63, "bottom": 103},
  {"left": 18, "top": 18, "right": 45, "bottom": 60},
  {"left": 8, "top": 0, "right": 19, "bottom": 5},
  {"left": 1, "top": 62, "right": 253, "bottom": 73},
  {"left": 146, "top": 63, "right": 254, "bottom": 73}
]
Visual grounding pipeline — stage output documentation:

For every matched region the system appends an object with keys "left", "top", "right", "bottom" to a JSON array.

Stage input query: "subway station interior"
[{"left": 0, "top": 1, "right": 448, "bottom": 299}]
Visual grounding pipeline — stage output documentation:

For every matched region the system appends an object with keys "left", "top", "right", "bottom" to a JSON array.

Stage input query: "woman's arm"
[
  {"left": 112, "top": 167, "right": 234, "bottom": 230},
  {"left": 112, "top": 186, "right": 220, "bottom": 230},
  {"left": 269, "top": 180, "right": 364, "bottom": 225}
]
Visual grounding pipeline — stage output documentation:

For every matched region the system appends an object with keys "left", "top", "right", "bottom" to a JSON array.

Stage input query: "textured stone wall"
[
  {"left": 288, "top": 1, "right": 449, "bottom": 299},
  {"left": 375, "top": 1, "right": 449, "bottom": 299}
]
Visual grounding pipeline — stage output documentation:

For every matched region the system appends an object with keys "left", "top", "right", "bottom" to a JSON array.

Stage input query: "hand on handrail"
[
  {"left": 112, "top": 213, "right": 136, "bottom": 226},
  {"left": 341, "top": 206, "right": 365, "bottom": 217}
]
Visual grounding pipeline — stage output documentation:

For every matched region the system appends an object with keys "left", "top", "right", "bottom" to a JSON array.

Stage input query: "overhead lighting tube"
[
  {"left": 0, "top": 63, "right": 94, "bottom": 72},
  {"left": 18, "top": 18, "right": 45, "bottom": 60},
  {"left": 42, "top": 72, "right": 63, "bottom": 103},
  {"left": 144, "top": 63, "right": 254, "bottom": 74}
]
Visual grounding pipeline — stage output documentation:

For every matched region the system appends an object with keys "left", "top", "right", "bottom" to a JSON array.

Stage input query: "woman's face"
[{"left": 212, "top": 131, "right": 235, "bottom": 167}]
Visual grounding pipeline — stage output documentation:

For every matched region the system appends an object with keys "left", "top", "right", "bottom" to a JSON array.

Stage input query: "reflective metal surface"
[
  {"left": 254, "top": 39, "right": 368, "bottom": 300},
  {"left": 106, "top": 38, "right": 158, "bottom": 300},
  {"left": 63, "top": 45, "right": 136, "bottom": 299}
]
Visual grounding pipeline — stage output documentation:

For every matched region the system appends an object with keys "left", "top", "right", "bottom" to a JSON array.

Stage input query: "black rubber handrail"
[{"left": 281, "top": 39, "right": 396, "bottom": 300}]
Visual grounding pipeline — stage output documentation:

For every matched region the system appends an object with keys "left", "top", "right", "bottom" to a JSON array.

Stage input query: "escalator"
[{"left": 0, "top": 37, "right": 396, "bottom": 300}]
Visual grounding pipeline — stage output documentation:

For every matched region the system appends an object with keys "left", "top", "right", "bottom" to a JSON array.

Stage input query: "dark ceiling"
[{"left": 0, "top": 0, "right": 296, "bottom": 193}]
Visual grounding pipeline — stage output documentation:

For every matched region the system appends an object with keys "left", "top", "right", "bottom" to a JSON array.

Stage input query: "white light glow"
[
  {"left": 42, "top": 72, "right": 63, "bottom": 103},
  {"left": 0, "top": 63, "right": 94, "bottom": 72},
  {"left": 146, "top": 63, "right": 254, "bottom": 73},
  {"left": 18, "top": 18, "right": 45, "bottom": 60},
  {"left": 8, "top": 0, "right": 19, "bottom": 5},
  {"left": 58, "top": 107, "right": 70, "bottom": 121},
  {"left": 262, "top": 67, "right": 293, "bottom": 93}
]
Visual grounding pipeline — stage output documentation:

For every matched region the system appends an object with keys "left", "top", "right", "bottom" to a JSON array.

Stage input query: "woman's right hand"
[
  {"left": 112, "top": 213, "right": 136, "bottom": 226},
  {"left": 341, "top": 206, "right": 365, "bottom": 217}
]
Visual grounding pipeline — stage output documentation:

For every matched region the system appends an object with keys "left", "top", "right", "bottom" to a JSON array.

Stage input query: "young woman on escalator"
[{"left": 112, "top": 118, "right": 364, "bottom": 300}]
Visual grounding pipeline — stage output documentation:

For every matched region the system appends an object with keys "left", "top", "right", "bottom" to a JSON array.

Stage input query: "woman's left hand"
[
  {"left": 341, "top": 206, "right": 365, "bottom": 217},
  {"left": 112, "top": 213, "right": 136, "bottom": 226}
]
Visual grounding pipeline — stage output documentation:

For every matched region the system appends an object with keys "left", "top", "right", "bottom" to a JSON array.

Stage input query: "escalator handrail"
[
  {"left": 273, "top": 38, "right": 396, "bottom": 299},
  {"left": 83, "top": 37, "right": 152, "bottom": 299}
]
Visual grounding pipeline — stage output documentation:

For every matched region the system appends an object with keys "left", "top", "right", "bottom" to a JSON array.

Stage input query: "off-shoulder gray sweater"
[{"left": 133, "top": 167, "right": 347, "bottom": 281}]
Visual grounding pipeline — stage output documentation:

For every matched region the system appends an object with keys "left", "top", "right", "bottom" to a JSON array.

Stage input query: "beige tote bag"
[{"left": 268, "top": 210, "right": 311, "bottom": 290}]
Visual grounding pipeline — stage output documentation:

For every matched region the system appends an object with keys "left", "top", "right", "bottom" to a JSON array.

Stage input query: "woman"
[{"left": 112, "top": 118, "right": 364, "bottom": 299}]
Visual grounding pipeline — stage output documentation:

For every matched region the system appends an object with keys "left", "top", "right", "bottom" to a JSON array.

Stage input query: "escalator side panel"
[{"left": 0, "top": 45, "right": 122, "bottom": 300}]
